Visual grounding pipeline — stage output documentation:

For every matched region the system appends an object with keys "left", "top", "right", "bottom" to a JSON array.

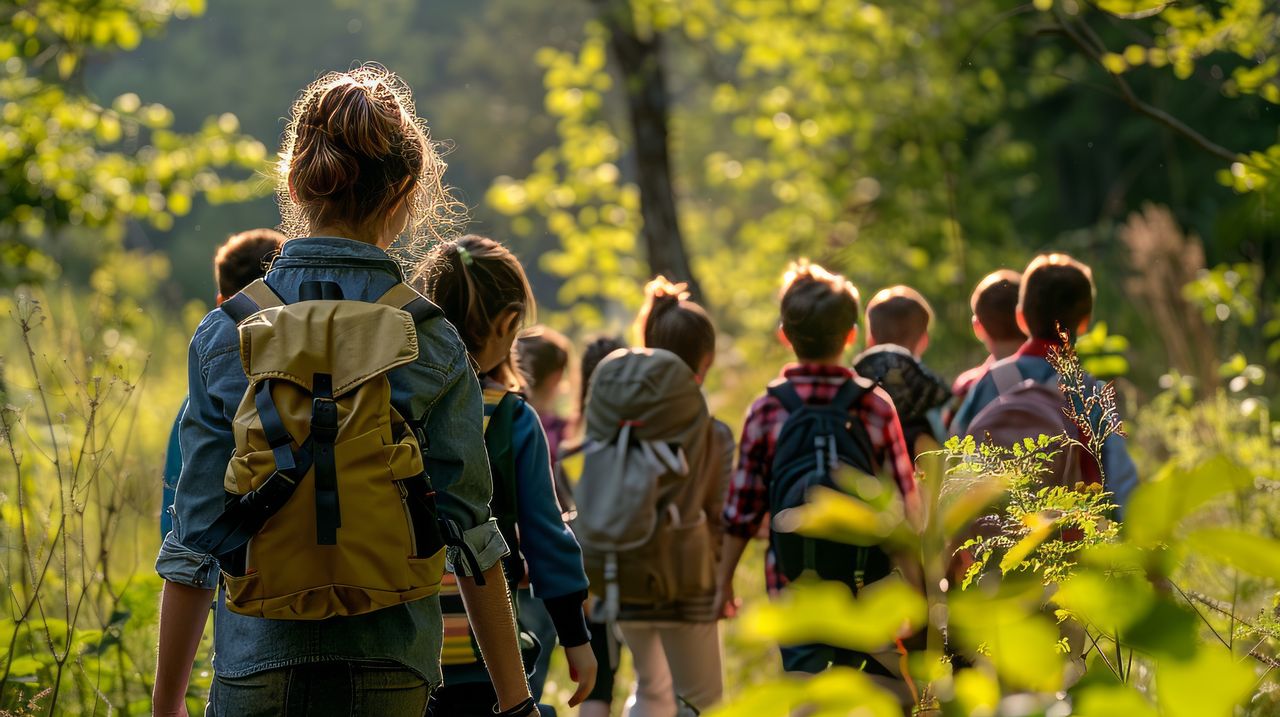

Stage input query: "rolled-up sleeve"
[
  {"left": 156, "top": 314, "right": 243, "bottom": 587},
  {"left": 414, "top": 355, "right": 508, "bottom": 577}
]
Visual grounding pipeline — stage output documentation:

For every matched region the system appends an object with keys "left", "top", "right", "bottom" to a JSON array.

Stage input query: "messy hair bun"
[
  {"left": 277, "top": 64, "right": 464, "bottom": 262},
  {"left": 636, "top": 275, "right": 716, "bottom": 374}
]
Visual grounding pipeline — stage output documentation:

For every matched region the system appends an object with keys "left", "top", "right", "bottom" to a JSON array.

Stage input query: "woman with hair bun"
[{"left": 153, "top": 65, "right": 539, "bottom": 717}]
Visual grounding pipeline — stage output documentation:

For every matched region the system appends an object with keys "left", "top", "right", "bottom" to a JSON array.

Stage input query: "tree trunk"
[{"left": 593, "top": 0, "right": 703, "bottom": 299}]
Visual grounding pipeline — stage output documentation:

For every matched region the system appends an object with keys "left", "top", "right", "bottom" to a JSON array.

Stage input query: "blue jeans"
[{"left": 206, "top": 661, "right": 430, "bottom": 717}]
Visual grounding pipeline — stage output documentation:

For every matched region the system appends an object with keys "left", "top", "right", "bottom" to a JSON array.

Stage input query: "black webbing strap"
[
  {"left": 374, "top": 282, "right": 443, "bottom": 325},
  {"left": 835, "top": 379, "right": 878, "bottom": 474},
  {"left": 192, "top": 437, "right": 314, "bottom": 561},
  {"left": 403, "top": 297, "right": 439, "bottom": 326},
  {"left": 766, "top": 380, "right": 805, "bottom": 413},
  {"left": 829, "top": 378, "right": 868, "bottom": 413},
  {"left": 219, "top": 292, "right": 261, "bottom": 324},
  {"left": 255, "top": 381, "right": 296, "bottom": 472},
  {"left": 311, "top": 372, "right": 340, "bottom": 545},
  {"left": 219, "top": 279, "right": 283, "bottom": 324}
]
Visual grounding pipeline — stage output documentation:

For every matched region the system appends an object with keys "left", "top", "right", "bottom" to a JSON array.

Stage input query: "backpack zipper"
[{"left": 397, "top": 481, "right": 418, "bottom": 556}]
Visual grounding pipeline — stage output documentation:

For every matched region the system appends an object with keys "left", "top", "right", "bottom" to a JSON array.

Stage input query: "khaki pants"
[{"left": 619, "top": 620, "right": 723, "bottom": 717}]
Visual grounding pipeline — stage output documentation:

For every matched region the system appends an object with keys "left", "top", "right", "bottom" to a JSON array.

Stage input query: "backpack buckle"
[{"left": 310, "top": 397, "right": 339, "bottom": 443}]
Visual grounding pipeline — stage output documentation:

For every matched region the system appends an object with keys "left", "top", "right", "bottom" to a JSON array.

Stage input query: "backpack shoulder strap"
[
  {"left": 989, "top": 361, "right": 1024, "bottom": 395},
  {"left": 766, "top": 380, "right": 805, "bottom": 413},
  {"left": 829, "top": 377, "right": 872, "bottom": 412},
  {"left": 375, "top": 282, "right": 442, "bottom": 325},
  {"left": 219, "top": 279, "right": 283, "bottom": 324},
  {"left": 838, "top": 379, "right": 879, "bottom": 471},
  {"left": 484, "top": 390, "right": 523, "bottom": 574}
]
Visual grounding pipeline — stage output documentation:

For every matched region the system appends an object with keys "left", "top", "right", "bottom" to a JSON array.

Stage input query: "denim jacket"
[{"left": 155, "top": 237, "right": 508, "bottom": 684}]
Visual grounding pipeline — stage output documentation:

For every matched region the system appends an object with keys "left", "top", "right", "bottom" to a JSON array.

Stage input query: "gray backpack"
[{"left": 574, "top": 348, "right": 714, "bottom": 622}]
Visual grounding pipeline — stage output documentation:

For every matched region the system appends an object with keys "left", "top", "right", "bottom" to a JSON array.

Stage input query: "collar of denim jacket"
[{"left": 272, "top": 236, "right": 406, "bottom": 280}]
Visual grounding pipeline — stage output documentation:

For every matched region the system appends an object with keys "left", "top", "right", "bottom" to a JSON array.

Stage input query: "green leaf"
[
  {"left": 741, "top": 578, "right": 925, "bottom": 652},
  {"left": 5, "top": 655, "right": 42, "bottom": 677},
  {"left": 949, "top": 587, "right": 1065, "bottom": 692},
  {"left": 999, "top": 511, "right": 1056, "bottom": 574},
  {"left": 1095, "top": 0, "right": 1172, "bottom": 19},
  {"left": 953, "top": 668, "right": 1000, "bottom": 715},
  {"left": 1157, "top": 645, "right": 1254, "bottom": 717},
  {"left": 940, "top": 475, "right": 1006, "bottom": 540},
  {"left": 1125, "top": 455, "right": 1253, "bottom": 548},
  {"left": 1074, "top": 684, "right": 1158, "bottom": 716},
  {"left": 1185, "top": 528, "right": 1280, "bottom": 581},
  {"left": 777, "top": 485, "right": 909, "bottom": 549},
  {"left": 704, "top": 668, "right": 900, "bottom": 717},
  {"left": 1056, "top": 569, "right": 1154, "bottom": 634},
  {"left": 1124, "top": 599, "right": 1200, "bottom": 660}
]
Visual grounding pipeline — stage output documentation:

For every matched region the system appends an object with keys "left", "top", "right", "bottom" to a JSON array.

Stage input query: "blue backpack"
[{"left": 767, "top": 378, "right": 892, "bottom": 592}]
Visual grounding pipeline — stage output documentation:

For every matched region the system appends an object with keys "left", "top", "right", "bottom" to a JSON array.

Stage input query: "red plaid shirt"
[{"left": 723, "top": 363, "right": 917, "bottom": 595}]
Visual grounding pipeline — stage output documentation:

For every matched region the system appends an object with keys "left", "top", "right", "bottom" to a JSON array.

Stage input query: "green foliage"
[
  {"left": 0, "top": 0, "right": 267, "bottom": 287},
  {"left": 709, "top": 327, "right": 1280, "bottom": 715},
  {"left": 486, "top": 21, "right": 644, "bottom": 327},
  {"left": 948, "top": 434, "right": 1119, "bottom": 587},
  {"left": 0, "top": 284, "right": 203, "bottom": 713}
]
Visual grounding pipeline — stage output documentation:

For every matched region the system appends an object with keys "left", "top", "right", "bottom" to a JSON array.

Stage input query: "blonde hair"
[{"left": 276, "top": 63, "right": 464, "bottom": 264}]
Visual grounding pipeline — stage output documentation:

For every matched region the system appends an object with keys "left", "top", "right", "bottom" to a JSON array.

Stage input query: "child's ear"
[
  {"left": 1076, "top": 316, "right": 1091, "bottom": 338},
  {"left": 776, "top": 324, "right": 792, "bottom": 349},
  {"left": 915, "top": 333, "right": 930, "bottom": 357},
  {"left": 971, "top": 315, "right": 987, "bottom": 343},
  {"left": 504, "top": 309, "right": 523, "bottom": 336},
  {"left": 843, "top": 326, "right": 858, "bottom": 349},
  {"left": 215, "top": 292, "right": 225, "bottom": 307}
]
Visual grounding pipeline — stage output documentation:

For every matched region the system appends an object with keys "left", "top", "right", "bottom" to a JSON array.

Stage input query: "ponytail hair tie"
[{"left": 456, "top": 244, "right": 474, "bottom": 266}]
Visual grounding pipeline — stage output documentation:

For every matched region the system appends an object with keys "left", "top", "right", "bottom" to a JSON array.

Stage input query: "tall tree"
[{"left": 593, "top": 0, "right": 701, "bottom": 297}]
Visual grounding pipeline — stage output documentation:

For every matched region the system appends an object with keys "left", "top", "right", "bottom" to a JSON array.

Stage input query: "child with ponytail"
[
  {"left": 154, "top": 65, "right": 538, "bottom": 717},
  {"left": 577, "top": 277, "right": 733, "bottom": 717},
  {"left": 419, "top": 235, "right": 597, "bottom": 716}
]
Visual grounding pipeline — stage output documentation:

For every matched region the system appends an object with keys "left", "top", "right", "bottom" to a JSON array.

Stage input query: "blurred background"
[{"left": 2, "top": 0, "right": 1279, "bottom": 714}]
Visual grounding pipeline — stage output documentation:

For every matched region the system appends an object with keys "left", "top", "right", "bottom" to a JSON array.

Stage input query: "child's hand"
[
  {"left": 714, "top": 582, "right": 741, "bottom": 619},
  {"left": 564, "top": 642, "right": 599, "bottom": 707}
]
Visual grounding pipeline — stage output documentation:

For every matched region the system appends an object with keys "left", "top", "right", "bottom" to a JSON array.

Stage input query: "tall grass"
[{"left": 0, "top": 286, "right": 206, "bottom": 716}]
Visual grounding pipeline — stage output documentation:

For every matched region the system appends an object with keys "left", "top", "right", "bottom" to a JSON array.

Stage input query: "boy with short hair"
[
  {"left": 852, "top": 285, "right": 952, "bottom": 457},
  {"left": 161, "top": 229, "right": 285, "bottom": 537},
  {"left": 950, "top": 269, "right": 1027, "bottom": 414},
  {"left": 950, "top": 253, "right": 1138, "bottom": 515},
  {"left": 717, "top": 261, "right": 915, "bottom": 675}
]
